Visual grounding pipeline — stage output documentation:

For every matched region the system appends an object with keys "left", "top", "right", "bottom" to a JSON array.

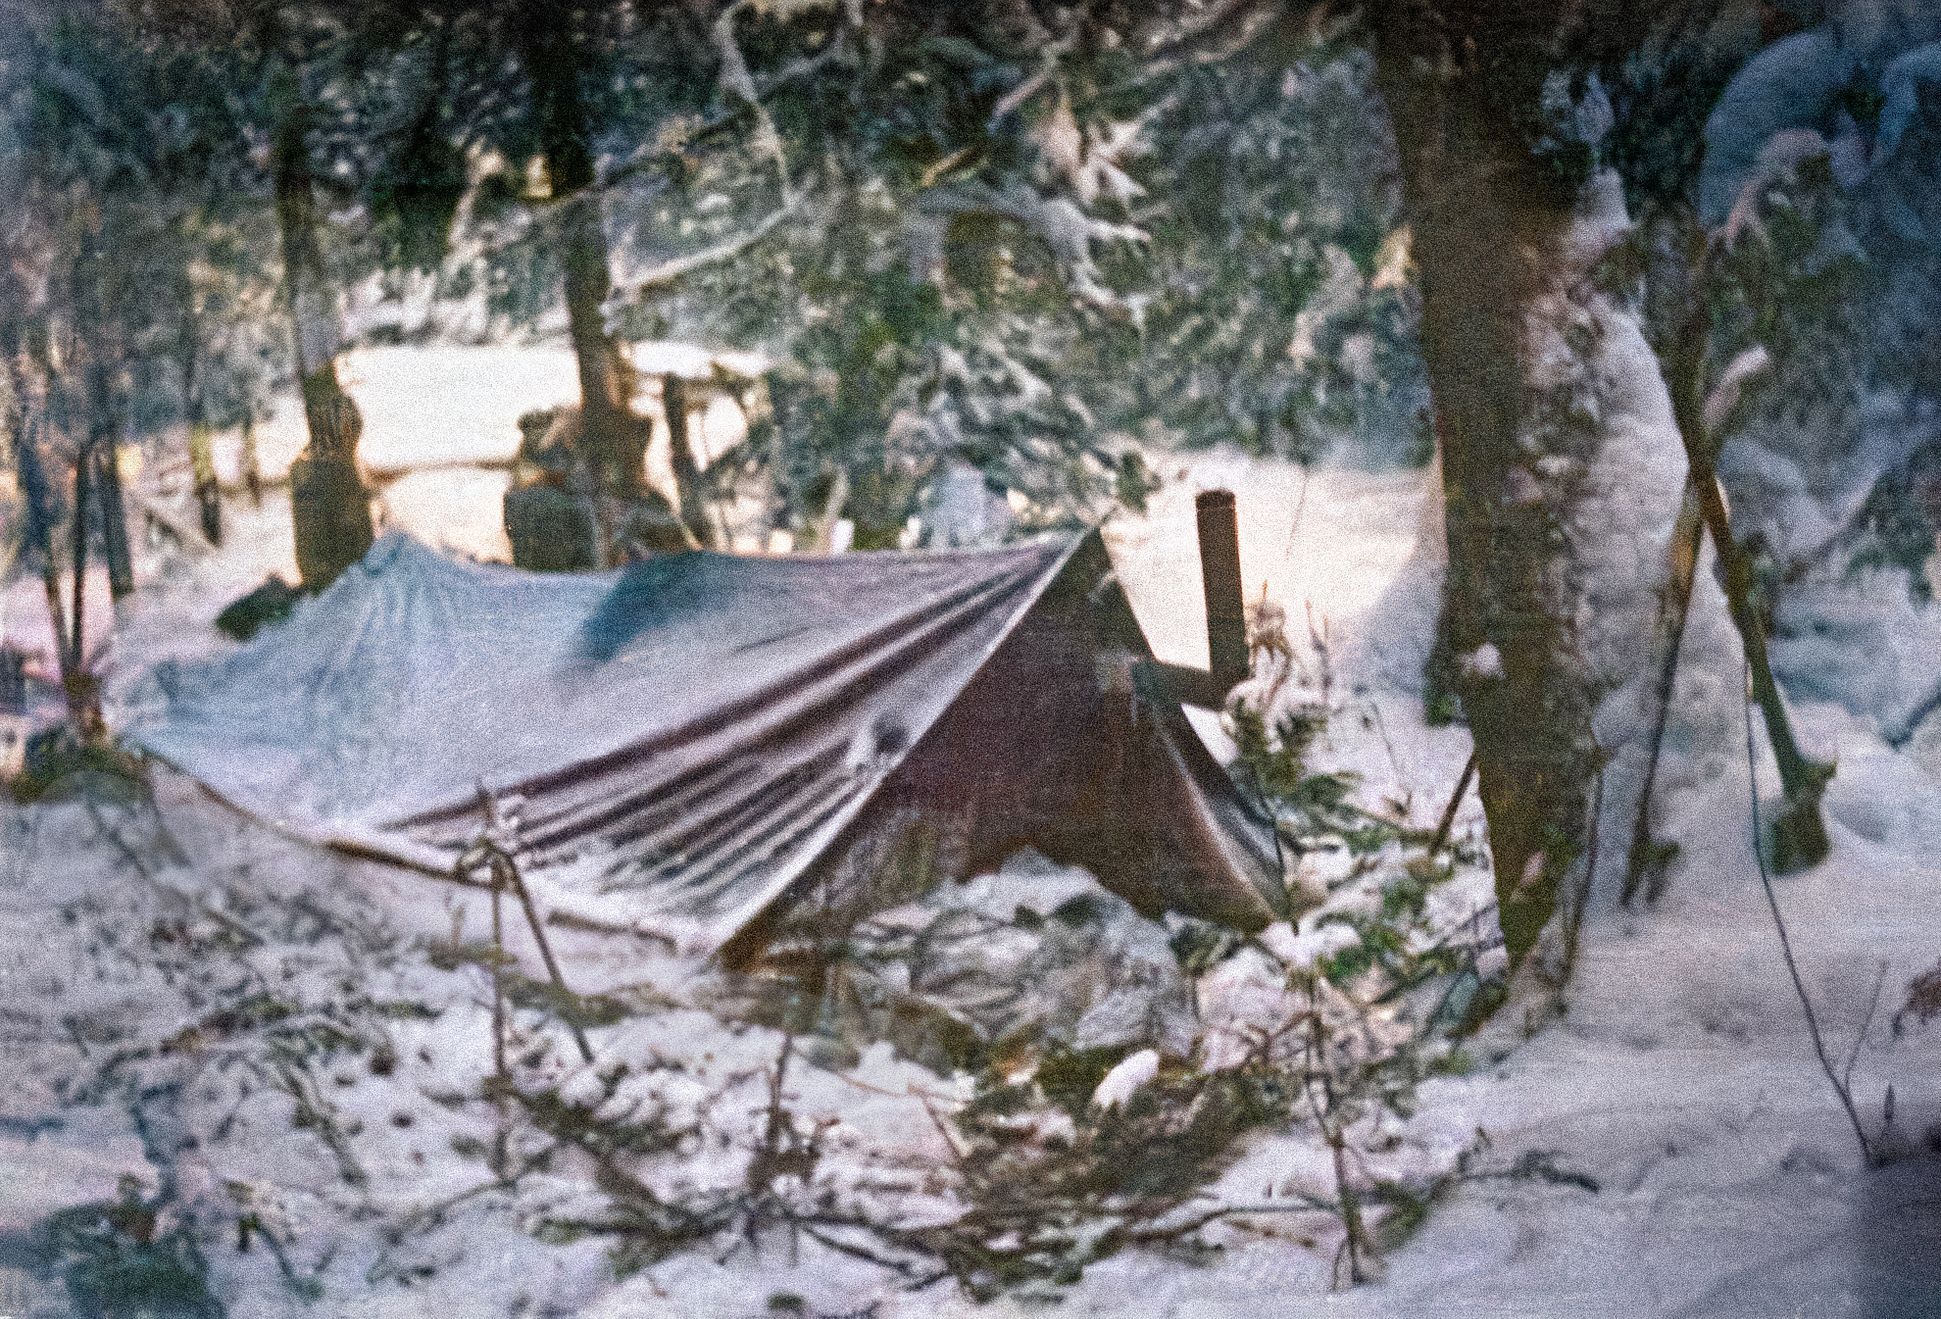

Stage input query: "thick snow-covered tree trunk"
[
  {"left": 1371, "top": 11, "right": 1698, "bottom": 975},
  {"left": 512, "top": 9, "right": 716, "bottom": 563},
  {"left": 271, "top": 74, "right": 373, "bottom": 590}
]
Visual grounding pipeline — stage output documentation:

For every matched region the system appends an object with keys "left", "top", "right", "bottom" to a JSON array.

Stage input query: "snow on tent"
[{"left": 129, "top": 494, "right": 1285, "bottom": 958}]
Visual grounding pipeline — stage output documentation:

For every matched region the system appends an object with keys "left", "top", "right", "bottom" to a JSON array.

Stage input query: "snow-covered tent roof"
[{"left": 131, "top": 533, "right": 1283, "bottom": 954}]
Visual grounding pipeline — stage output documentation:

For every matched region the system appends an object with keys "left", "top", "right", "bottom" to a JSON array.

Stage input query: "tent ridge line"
[
  {"left": 424, "top": 557, "right": 1048, "bottom": 846},
  {"left": 390, "top": 542, "right": 1071, "bottom": 832}
]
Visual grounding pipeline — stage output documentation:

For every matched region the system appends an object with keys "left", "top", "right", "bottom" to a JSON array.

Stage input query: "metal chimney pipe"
[{"left": 1196, "top": 489, "right": 1249, "bottom": 698}]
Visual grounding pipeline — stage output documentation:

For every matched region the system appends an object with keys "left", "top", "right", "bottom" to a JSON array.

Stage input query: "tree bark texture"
[{"left": 1370, "top": 6, "right": 1691, "bottom": 971}]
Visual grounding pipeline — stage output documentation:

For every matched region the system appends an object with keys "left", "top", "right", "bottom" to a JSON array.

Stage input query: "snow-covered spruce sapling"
[
  {"left": 502, "top": 992, "right": 1296, "bottom": 1301},
  {"left": 1264, "top": 853, "right": 1491, "bottom": 1287},
  {"left": 1227, "top": 703, "right": 1361, "bottom": 849},
  {"left": 459, "top": 712, "right": 1483, "bottom": 1300},
  {"left": 1896, "top": 961, "right": 1941, "bottom": 1039},
  {"left": 6, "top": 728, "right": 148, "bottom": 804},
  {"left": 1226, "top": 697, "right": 1494, "bottom": 1282}
]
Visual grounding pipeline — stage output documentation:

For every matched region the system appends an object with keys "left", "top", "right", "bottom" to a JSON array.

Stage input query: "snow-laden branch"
[
  {"left": 573, "top": 43, "right": 840, "bottom": 204},
  {"left": 614, "top": 198, "right": 798, "bottom": 299},
  {"left": 712, "top": 0, "right": 795, "bottom": 209},
  {"left": 1134, "top": 0, "right": 1309, "bottom": 74},
  {"left": 1701, "top": 345, "right": 1772, "bottom": 435},
  {"left": 917, "top": 180, "right": 1148, "bottom": 312},
  {"left": 985, "top": 33, "right": 1076, "bottom": 130}
]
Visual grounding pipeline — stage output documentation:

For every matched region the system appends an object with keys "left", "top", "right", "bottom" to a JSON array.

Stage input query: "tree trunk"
[
  {"left": 514, "top": 9, "right": 648, "bottom": 505},
  {"left": 191, "top": 422, "right": 223, "bottom": 546},
  {"left": 71, "top": 220, "right": 133, "bottom": 605},
  {"left": 1370, "top": 10, "right": 1688, "bottom": 975},
  {"left": 65, "top": 442, "right": 100, "bottom": 734},
  {"left": 271, "top": 75, "right": 373, "bottom": 589},
  {"left": 813, "top": 466, "right": 849, "bottom": 555},
  {"left": 84, "top": 359, "right": 133, "bottom": 602},
  {"left": 663, "top": 375, "right": 714, "bottom": 546},
  {"left": 241, "top": 413, "right": 263, "bottom": 507},
  {"left": 8, "top": 392, "right": 73, "bottom": 694},
  {"left": 180, "top": 287, "right": 222, "bottom": 546},
  {"left": 17, "top": 427, "right": 72, "bottom": 674},
  {"left": 95, "top": 443, "right": 133, "bottom": 600}
]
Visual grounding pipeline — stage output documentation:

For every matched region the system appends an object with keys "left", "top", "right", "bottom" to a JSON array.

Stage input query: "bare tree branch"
[
  {"left": 582, "top": 40, "right": 839, "bottom": 205},
  {"left": 616, "top": 198, "right": 798, "bottom": 298}
]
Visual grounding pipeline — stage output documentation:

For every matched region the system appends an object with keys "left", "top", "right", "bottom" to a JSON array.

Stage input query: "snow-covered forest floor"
[{"left": 3, "top": 415, "right": 1940, "bottom": 1316}]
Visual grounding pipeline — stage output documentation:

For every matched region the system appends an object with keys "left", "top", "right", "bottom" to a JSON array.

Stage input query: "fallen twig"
[{"left": 1842, "top": 959, "right": 1889, "bottom": 1092}]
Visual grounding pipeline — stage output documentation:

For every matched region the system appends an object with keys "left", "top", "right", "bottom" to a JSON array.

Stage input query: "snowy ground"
[{"left": 3, "top": 378, "right": 1940, "bottom": 1315}]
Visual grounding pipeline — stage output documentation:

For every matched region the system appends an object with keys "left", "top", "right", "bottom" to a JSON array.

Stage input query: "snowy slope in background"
[{"left": 214, "top": 342, "right": 752, "bottom": 485}]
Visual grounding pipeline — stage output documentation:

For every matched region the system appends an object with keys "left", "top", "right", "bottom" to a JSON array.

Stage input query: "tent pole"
[
  {"left": 1140, "top": 489, "right": 1252, "bottom": 709},
  {"left": 1196, "top": 489, "right": 1249, "bottom": 695}
]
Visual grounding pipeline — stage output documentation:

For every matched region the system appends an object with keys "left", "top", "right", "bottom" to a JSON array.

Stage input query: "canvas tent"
[{"left": 131, "top": 511, "right": 1285, "bottom": 958}]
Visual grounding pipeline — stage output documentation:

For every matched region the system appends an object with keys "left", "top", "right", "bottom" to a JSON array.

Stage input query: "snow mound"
[{"left": 840, "top": 854, "right": 1199, "bottom": 1066}]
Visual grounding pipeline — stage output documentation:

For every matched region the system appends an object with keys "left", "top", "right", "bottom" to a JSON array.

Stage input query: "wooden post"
[
  {"left": 1196, "top": 490, "right": 1249, "bottom": 697},
  {"left": 1140, "top": 490, "right": 1253, "bottom": 709}
]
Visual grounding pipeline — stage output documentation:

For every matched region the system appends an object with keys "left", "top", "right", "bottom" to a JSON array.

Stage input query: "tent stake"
[{"left": 493, "top": 848, "right": 596, "bottom": 1064}]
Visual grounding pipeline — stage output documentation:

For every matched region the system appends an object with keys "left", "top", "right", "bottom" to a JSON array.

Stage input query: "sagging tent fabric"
[{"left": 131, "top": 532, "right": 1285, "bottom": 955}]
